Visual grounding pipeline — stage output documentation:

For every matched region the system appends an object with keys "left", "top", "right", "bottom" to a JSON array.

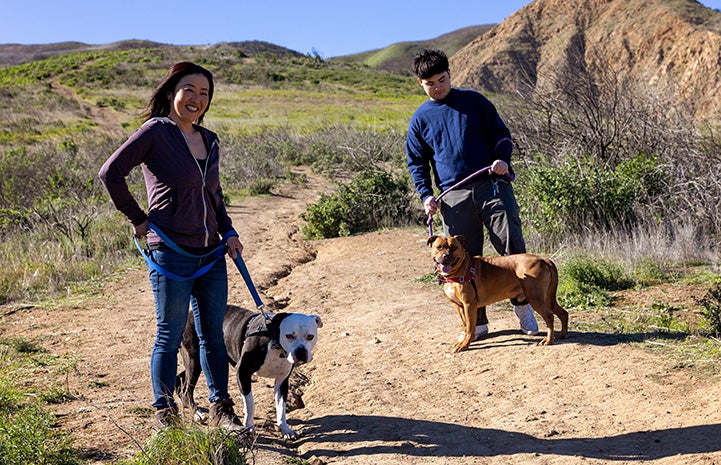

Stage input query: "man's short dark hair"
[{"left": 413, "top": 49, "right": 449, "bottom": 79}]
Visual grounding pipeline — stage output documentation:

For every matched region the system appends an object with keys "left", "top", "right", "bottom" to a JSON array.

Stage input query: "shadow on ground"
[{"left": 298, "top": 414, "right": 720, "bottom": 461}]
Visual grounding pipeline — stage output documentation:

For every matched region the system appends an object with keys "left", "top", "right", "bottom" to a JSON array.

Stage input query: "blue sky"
[{"left": 4, "top": 0, "right": 721, "bottom": 58}]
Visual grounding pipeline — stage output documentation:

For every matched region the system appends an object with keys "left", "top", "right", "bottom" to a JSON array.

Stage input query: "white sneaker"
[
  {"left": 457, "top": 324, "right": 489, "bottom": 342},
  {"left": 514, "top": 304, "right": 539, "bottom": 335}
]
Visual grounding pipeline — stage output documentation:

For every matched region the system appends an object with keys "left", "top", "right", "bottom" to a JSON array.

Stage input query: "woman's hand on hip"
[{"left": 134, "top": 220, "right": 149, "bottom": 238}]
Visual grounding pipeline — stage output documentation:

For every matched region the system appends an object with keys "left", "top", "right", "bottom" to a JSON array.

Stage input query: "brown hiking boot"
[
  {"left": 154, "top": 406, "right": 181, "bottom": 430},
  {"left": 208, "top": 398, "right": 247, "bottom": 433}
]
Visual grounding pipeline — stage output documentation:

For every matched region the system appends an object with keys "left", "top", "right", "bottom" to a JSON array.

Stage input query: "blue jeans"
[{"left": 147, "top": 247, "right": 230, "bottom": 410}]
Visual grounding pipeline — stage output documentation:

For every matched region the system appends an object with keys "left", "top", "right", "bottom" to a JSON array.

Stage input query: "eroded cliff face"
[{"left": 450, "top": 0, "right": 721, "bottom": 120}]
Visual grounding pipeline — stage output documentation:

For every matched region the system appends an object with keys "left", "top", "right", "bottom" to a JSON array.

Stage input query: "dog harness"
[{"left": 244, "top": 313, "right": 286, "bottom": 355}]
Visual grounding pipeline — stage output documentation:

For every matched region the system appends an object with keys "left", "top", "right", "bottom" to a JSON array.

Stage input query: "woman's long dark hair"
[{"left": 143, "top": 62, "right": 214, "bottom": 125}]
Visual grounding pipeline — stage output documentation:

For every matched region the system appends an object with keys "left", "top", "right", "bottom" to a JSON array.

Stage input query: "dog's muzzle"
[
  {"left": 435, "top": 254, "right": 457, "bottom": 275},
  {"left": 288, "top": 345, "right": 311, "bottom": 365}
]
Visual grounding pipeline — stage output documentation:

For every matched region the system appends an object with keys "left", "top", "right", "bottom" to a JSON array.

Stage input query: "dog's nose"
[{"left": 292, "top": 346, "right": 309, "bottom": 364}]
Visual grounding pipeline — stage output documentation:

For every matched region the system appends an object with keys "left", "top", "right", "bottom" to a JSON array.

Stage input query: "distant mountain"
[
  {"left": 0, "top": 40, "right": 302, "bottom": 68},
  {"left": 450, "top": 0, "right": 721, "bottom": 120},
  {"left": 331, "top": 25, "right": 493, "bottom": 74}
]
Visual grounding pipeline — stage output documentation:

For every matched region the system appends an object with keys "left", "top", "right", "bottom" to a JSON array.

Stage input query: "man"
[{"left": 406, "top": 48, "right": 538, "bottom": 339}]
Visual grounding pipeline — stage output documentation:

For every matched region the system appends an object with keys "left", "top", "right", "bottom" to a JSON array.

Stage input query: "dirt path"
[
  {"left": 1, "top": 171, "right": 721, "bottom": 465},
  {"left": 49, "top": 76, "right": 126, "bottom": 140}
]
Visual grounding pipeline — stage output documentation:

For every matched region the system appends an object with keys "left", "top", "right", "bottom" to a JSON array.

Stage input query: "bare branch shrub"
[{"left": 503, "top": 41, "right": 721, "bottom": 256}]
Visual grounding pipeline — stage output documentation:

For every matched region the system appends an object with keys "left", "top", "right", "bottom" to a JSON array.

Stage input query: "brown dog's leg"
[
  {"left": 453, "top": 302, "right": 477, "bottom": 352},
  {"left": 554, "top": 302, "right": 569, "bottom": 340},
  {"left": 536, "top": 307, "right": 555, "bottom": 345}
]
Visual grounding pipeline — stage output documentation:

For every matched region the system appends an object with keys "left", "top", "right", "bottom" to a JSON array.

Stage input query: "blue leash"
[{"left": 134, "top": 222, "right": 265, "bottom": 310}]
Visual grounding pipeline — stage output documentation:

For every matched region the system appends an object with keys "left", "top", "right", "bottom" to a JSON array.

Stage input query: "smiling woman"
[{"left": 97, "top": 61, "right": 247, "bottom": 433}]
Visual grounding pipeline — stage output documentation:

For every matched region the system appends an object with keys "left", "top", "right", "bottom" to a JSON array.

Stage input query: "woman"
[{"left": 99, "top": 62, "right": 245, "bottom": 431}]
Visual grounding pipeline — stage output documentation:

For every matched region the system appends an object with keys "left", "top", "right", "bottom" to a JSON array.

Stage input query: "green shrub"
[
  {"left": 558, "top": 256, "right": 634, "bottom": 309},
  {"left": 698, "top": 283, "right": 721, "bottom": 336},
  {"left": 562, "top": 256, "right": 634, "bottom": 291},
  {"left": 519, "top": 153, "right": 664, "bottom": 239},
  {"left": 302, "top": 168, "right": 415, "bottom": 239}
]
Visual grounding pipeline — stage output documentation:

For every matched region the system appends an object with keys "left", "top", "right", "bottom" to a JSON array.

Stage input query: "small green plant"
[
  {"left": 651, "top": 301, "right": 688, "bottom": 333},
  {"left": 86, "top": 380, "right": 110, "bottom": 389},
  {"left": 0, "top": 346, "right": 79, "bottom": 465},
  {"left": 39, "top": 386, "right": 77, "bottom": 404},
  {"left": 120, "top": 426, "right": 248, "bottom": 465},
  {"left": 4, "top": 337, "right": 46, "bottom": 354},
  {"left": 415, "top": 272, "right": 438, "bottom": 285},
  {"left": 698, "top": 282, "right": 721, "bottom": 336},
  {"left": 557, "top": 256, "right": 634, "bottom": 309}
]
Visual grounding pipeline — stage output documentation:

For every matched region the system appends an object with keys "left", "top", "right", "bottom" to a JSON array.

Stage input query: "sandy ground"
[{"left": 2, "top": 170, "right": 721, "bottom": 465}]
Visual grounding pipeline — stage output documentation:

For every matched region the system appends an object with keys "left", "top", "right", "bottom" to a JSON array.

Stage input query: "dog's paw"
[
  {"left": 279, "top": 425, "right": 299, "bottom": 440},
  {"left": 453, "top": 340, "right": 470, "bottom": 352},
  {"left": 193, "top": 407, "right": 209, "bottom": 423}
]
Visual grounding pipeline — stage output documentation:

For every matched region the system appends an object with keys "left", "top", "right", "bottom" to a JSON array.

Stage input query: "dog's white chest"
[
  {"left": 444, "top": 286, "right": 463, "bottom": 306},
  {"left": 255, "top": 345, "right": 293, "bottom": 379}
]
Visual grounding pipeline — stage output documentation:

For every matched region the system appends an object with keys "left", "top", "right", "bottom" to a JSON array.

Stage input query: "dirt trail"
[{"left": 1, "top": 171, "right": 721, "bottom": 465}]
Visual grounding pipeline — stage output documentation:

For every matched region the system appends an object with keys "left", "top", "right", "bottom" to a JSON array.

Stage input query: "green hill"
[{"left": 330, "top": 25, "right": 493, "bottom": 74}]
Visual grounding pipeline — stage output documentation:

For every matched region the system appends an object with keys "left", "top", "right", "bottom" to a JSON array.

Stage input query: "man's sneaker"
[
  {"left": 457, "top": 324, "right": 489, "bottom": 343},
  {"left": 209, "top": 398, "right": 248, "bottom": 433},
  {"left": 514, "top": 304, "right": 539, "bottom": 335},
  {"left": 154, "top": 406, "right": 181, "bottom": 430}
]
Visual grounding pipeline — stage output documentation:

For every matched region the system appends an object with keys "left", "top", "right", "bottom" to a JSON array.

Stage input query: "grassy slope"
[{"left": 330, "top": 25, "right": 493, "bottom": 74}]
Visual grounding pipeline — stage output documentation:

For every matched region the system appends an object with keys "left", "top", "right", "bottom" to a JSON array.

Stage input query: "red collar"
[{"left": 441, "top": 261, "right": 476, "bottom": 283}]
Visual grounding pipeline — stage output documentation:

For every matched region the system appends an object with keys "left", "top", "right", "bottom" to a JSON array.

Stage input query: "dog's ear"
[
  {"left": 453, "top": 235, "right": 467, "bottom": 247},
  {"left": 312, "top": 315, "right": 323, "bottom": 328},
  {"left": 427, "top": 235, "right": 439, "bottom": 246}
]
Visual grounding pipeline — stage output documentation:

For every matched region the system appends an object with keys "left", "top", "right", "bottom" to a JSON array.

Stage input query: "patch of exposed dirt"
[{"left": 2, "top": 169, "right": 721, "bottom": 465}]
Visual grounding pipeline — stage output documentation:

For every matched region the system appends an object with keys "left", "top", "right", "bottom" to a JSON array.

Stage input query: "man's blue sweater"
[{"left": 406, "top": 88, "right": 514, "bottom": 201}]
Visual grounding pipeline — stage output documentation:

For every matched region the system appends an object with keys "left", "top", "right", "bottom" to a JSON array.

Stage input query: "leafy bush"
[
  {"left": 302, "top": 168, "right": 416, "bottom": 239},
  {"left": 519, "top": 153, "right": 664, "bottom": 239},
  {"left": 698, "top": 283, "right": 721, "bottom": 336},
  {"left": 563, "top": 256, "right": 634, "bottom": 291}
]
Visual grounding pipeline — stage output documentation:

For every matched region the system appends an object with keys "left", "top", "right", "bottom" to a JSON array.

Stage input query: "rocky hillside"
[{"left": 451, "top": 0, "right": 721, "bottom": 120}]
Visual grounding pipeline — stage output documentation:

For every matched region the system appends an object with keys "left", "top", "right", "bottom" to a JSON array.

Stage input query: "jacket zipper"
[{"left": 179, "top": 130, "right": 212, "bottom": 247}]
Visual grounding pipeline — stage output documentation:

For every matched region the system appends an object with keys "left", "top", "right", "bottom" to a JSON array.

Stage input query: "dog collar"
[{"left": 442, "top": 265, "right": 476, "bottom": 283}]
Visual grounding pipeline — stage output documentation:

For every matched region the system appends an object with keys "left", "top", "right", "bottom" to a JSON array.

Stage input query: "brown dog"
[{"left": 428, "top": 235, "right": 568, "bottom": 352}]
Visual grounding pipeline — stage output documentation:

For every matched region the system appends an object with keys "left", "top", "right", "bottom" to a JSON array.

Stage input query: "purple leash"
[{"left": 426, "top": 165, "right": 515, "bottom": 236}]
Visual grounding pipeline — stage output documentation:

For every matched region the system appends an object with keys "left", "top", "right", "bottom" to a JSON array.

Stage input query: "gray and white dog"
[{"left": 177, "top": 304, "right": 322, "bottom": 439}]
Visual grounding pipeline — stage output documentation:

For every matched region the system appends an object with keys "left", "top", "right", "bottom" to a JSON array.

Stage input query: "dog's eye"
[
  {"left": 285, "top": 334, "right": 296, "bottom": 340},
  {"left": 306, "top": 334, "right": 314, "bottom": 341}
]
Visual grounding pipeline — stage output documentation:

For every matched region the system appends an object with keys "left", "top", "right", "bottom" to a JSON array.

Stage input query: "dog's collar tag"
[{"left": 443, "top": 266, "right": 476, "bottom": 283}]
